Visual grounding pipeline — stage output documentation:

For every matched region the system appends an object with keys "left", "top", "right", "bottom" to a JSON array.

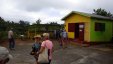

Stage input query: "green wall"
[{"left": 90, "top": 18, "right": 113, "bottom": 42}]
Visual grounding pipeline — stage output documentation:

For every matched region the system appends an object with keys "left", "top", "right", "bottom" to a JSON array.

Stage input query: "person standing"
[
  {"left": 37, "top": 33, "right": 53, "bottom": 64},
  {"left": 61, "top": 29, "right": 68, "bottom": 48},
  {"left": 8, "top": 28, "right": 15, "bottom": 50},
  {"left": 54, "top": 30, "right": 57, "bottom": 39},
  {"left": 57, "top": 29, "right": 62, "bottom": 46},
  {"left": 30, "top": 34, "right": 41, "bottom": 64}
]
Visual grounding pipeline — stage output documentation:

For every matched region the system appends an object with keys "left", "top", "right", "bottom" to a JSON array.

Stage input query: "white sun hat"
[
  {"left": 34, "top": 34, "right": 41, "bottom": 38},
  {"left": 43, "top": 33, "right": 49, "bottom": 37}
]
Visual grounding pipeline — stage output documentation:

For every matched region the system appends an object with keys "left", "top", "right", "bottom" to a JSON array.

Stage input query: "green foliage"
[
  {"left": 18, "top": 20, "right": 30, "bottom": 34},
  {"left": 29, "top": 24, "right": 63, "bottom": 32},
  {"left": 0, "top": 31, "right": 7, "bottom": 40},
  {"left": 93, "top": 8, "right": 113, "bottom": 17},
  {"left": 49, "top": 22, "right": 58, "bottom": 25},
  {"left": 0, "top": 17, "right": 30, "bottom": 40},
  {"left": 0, "top": 17, "right": 64, "bottom": 40},
  {"left": 36, "top": 19, "right": 41, "bottom": 24}
]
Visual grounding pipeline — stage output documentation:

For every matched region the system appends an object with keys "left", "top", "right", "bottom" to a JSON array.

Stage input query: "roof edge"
[
  {"left": 61, "top": 11, "right": 73, "bottom": 20},
  {"left": 61, "top": 11, "right": 91, "bottom": 20},
  {"left": 61, "top": 11, "right": 113, "bottom": 21}
]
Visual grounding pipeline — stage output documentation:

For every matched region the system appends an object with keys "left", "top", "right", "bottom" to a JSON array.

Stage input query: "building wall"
[
  {"left": 64, "top": 14, "right": 91, "bottom": 42},
  {"left": 90, "top": 18, "right": 113, "bottom": 42}
]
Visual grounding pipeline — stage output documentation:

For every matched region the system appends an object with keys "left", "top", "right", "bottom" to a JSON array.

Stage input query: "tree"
[
  {"left": 0, "top": 17, "right": 5, "bottom": 22},
  {"left": 93, "top": 8, "right": 113, "bottom": 17},
  {"left": 49, "top": 22, "right": 58, "bottom": 25},
  {"left": 18, "top": 20, "right": 30, "bottom": 34},
  {"left": 36, "top": 19, "right": 41, "bottom": 24},
  {"left": 0, "top": 17, "right": 7, "bottom": 31}
]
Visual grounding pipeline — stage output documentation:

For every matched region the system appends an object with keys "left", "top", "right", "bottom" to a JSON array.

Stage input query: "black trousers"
[{"left": 9, "top": 38, "right": 15, "bottom": 49}]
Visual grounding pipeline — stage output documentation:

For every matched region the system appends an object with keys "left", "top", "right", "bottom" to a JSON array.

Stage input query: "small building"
[{"left": 62, "top": 11, "right": 113, "bottom": 43}]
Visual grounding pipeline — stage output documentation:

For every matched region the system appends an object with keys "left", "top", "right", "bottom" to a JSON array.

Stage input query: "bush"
[
  {"left": 110, "top": 37, "right": 113, "bottom": 43},
  {"left": 0, "top": 31, "right": 8, "bottom": 41}
]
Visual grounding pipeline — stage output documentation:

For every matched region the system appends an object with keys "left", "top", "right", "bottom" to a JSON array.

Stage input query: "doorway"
[{"left": 75, "top": 23, "right": 79, "bottom": 39}]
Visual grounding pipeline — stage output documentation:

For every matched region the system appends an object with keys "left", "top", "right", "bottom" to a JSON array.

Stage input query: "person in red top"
[{"left": 37, "top": 33, "right": 53, "bottom": 64}]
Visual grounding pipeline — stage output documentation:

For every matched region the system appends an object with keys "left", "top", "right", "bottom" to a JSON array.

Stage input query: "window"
[
  {"left": 68, "top": 23, "right": 75, "bottom": 32},
  {"left": 95, "top": 22, "right": 105, "bottom": 31}
]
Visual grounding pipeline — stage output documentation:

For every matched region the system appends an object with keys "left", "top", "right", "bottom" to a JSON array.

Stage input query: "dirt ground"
[{"left": 1, "top": 39, "right": 113, "bottom": 64}]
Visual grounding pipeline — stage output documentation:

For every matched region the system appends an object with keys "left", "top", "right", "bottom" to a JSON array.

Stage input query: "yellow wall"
[
  {"left": 64, "top": 14, "right": 91, "bottom": 42},
  {"left": 84, "top": 22, "right": 90, "bottom": 42}
]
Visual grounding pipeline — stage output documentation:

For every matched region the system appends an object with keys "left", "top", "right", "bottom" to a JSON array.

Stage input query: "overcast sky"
[{"left": 0, "top": 0, "right": 113, "bottom": 24}]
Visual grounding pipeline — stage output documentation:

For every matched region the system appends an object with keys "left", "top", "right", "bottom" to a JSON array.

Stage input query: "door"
[{"left": 79, "top": 23, "right": 84, "bottom": 41}]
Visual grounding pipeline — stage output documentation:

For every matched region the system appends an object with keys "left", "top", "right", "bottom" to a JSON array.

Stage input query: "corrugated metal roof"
[{"left": 62, "top": 11, "right": 113, "bottom": 21}]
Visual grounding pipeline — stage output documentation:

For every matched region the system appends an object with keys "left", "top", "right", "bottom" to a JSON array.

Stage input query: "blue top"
[{"left": 32, "top": 42, "right": 41, "bottom": 52}]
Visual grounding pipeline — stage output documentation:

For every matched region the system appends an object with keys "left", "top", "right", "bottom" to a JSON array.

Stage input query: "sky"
[{"left": 0, "top": 0, "right": 113, "bottom": 24}]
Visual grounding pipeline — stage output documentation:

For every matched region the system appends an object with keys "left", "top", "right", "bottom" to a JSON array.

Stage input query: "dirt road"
[{"left": 1, "top": 40, "right": 113, "bottom": 64}]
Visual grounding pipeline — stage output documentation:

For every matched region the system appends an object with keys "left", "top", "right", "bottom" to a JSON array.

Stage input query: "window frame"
[
  {"left": 95, "top": 22, "right": 105, "bottom": 31},
  {"left": 68, "top": 23, "right": 75, "bottom": 32}
]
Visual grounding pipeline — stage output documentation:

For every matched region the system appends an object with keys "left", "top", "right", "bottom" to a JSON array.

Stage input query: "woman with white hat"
[
  {"left": 37, "top": 33, "right": 53, "bottom": 64},
  {"left": 30, "top": 34, "right": 42, "bottom": 64}
]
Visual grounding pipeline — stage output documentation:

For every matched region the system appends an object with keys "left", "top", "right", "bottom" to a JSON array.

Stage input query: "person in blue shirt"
[
  {"left": 61, "top": 29, "right": 68, "bottom": 48},
  {"left": 30, "top": 34, "right": 41, "bottom": 64}
]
